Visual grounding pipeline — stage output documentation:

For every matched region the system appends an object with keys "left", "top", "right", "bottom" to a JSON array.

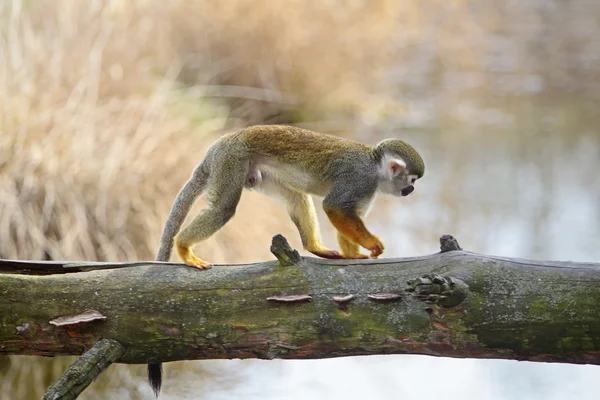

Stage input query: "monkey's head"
[{"left": 375, "top": 139, "right": 425, "bottom": 197}]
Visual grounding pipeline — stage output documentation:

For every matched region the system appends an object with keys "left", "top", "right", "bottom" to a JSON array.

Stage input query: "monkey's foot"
[
  {"left": 337, "top": 234, "right": 370, "bottom": 259},
  {"left": 184, "top": 256, "right": 213, "bottom": 270},
  {"left": 307, "top": 247, "right": 345, "bottom": 260},
  {"left": 177, "top": 246, "right": 213, "bottom": 270},
  {"left": 309, "top": 247, "right": 371, "bottom": 260},
  {"left": 342, "top": 252, "right": 370, "bottom": 259}
]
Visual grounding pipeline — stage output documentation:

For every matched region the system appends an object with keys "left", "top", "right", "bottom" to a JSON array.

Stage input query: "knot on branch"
[
  {"left": 440, "top": 234, "right": 462, "bottom": 253},
  {"left": 406, "top": 273, "right": 468, "bottom": 307},
  {"left": 270, "top": 234, "right": 301, "bottom": 266}
]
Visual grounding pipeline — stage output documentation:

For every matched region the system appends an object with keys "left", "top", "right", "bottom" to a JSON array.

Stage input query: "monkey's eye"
[{"left": 410, "top": 177, "right": 417, "bottom": 184}]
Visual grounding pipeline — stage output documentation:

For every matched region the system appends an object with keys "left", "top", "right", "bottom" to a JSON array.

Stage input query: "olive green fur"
[{"left": 375, "top": 138, "right": 425, "bottom": 178}]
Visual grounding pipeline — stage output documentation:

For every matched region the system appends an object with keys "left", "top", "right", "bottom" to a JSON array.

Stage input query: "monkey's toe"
[
  {"left": 189, "top": 261, "right": 213, "bottom": 270},
  {"left": 308, "top": 248, "right": 345, "bottom": 259},
  {"left": 185, "top": 255, "right": 212, "bottom": 269},
  {"left": 348, "top": 253, "right": 370, "bottom": 259}
]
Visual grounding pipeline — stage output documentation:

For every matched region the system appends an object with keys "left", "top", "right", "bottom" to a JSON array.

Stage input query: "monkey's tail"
[
  {"left": 148, "top": 164, "right": 209, "bottom": 396},
  {"left": 155, "top": 164, "right": 210, "bottom": 262},
  {"left": 148, "top": 363, "right": 162, "bottom": 397}
]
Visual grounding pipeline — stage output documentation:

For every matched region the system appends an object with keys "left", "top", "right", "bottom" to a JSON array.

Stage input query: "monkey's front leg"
[
  {"left": 323, "top": 182, "right": 383, "bottom": 259},
  {"left": 335, "top": 198, "right": 373, "bottom": 259},
  {"left": 323, "top": 208, "right": 384, "bottom": 259},
  {"left": 337, "top": 232, "right": 369, "bottom": 259}
]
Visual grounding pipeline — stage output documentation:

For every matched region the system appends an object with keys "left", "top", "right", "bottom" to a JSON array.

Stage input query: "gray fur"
[{"left": 155, "top": 164, "right": 210, "bottom": 262}]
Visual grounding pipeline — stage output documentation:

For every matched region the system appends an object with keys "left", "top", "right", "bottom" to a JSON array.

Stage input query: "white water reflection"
[{"left": 143, "top": 356, "right": 600, "bottom": 400}]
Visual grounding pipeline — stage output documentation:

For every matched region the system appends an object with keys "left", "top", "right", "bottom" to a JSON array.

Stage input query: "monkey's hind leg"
[
  {"left": 259, "top": 178, "right": 343, "bottom": 260},
  {"left": 288, "top": 193, "right": 344, "bottom": 259},
  {"left": 175, "top": 156, "right": 247, "bottom": 269}
]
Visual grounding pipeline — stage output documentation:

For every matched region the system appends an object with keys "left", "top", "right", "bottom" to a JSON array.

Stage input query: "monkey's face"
[
  {"left": 400, "top": 180, "right": 416, "bottom": 196},
  {"left": 379, "top": 156, "right": 420, "bottom": 197},
  {"left": 397, "top": 173, "right": 418, "bottom": 197}
]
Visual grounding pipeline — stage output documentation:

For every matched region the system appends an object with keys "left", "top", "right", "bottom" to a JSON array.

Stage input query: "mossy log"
[{"left": 1, "top": 234, "right": 600, "bottom": 367}]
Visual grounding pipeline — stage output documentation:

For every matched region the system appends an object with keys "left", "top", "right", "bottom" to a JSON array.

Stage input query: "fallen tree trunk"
[{"left": 1, "top": 235, "right": 600, "bottom": 367}]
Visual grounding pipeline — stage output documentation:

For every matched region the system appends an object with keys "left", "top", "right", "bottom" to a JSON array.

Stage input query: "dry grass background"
[
  {"left": 0, "top": 1, "right": 419, "bottom": 398},
  {"left": 1, "top": 0, "right": 600, "bottom": 399},
  {"left": 0, "top": 0, "right": 424, "bottom": 264}
]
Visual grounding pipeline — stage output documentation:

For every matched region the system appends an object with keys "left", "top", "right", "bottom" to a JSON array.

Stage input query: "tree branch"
[
  {"left": 1, "top": 234, "right": 599, "bottom": 367},
  {"left": 42, "top": 339, "right": 125, "bottom": 400}
]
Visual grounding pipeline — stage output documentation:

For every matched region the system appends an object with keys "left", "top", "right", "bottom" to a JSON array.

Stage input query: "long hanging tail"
[
  {"left": 148, "top": 363, "right": 163, "bottom": 397},
  {"left": 155, "top": 166, "right": 210, "bottom": 263},
  {"left": 148, "top": 166, "right": 209, "bottom": 397}
]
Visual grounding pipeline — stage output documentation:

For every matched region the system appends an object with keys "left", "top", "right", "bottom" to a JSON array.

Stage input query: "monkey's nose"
[{"left": 401, "top": 185, "right": 414, "bottom": 196}]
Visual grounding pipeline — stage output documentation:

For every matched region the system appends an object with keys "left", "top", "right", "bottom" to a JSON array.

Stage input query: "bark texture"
[{"left": 1, "top": 235, "right": 599, "bottom": 366}]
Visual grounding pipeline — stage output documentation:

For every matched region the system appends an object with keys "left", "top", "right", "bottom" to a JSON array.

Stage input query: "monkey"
[
  {"left": 148, "top": 124, "right": 424, "bottom": 396},
  {"left": 157, "top": 124, "right": 425, "bottom": 268}
]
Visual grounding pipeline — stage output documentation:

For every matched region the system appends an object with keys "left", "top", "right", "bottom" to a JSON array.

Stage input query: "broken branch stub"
[
  {"left": 43, "top": 339, "right": 125, "bottom": 400},
  {"left": 439, "top": 234, "right": 462, "bottom": 253},
  {"left": 270, "top": 234, "right": 302, "bottom": 266}
]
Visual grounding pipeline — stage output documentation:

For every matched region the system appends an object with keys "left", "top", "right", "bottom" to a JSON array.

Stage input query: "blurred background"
[{"left": 1, "top": 0, "right": 599, "bottom": 399}]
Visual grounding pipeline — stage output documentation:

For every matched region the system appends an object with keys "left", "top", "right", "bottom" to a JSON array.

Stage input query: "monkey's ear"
[{"left": 387, "top": 159, "right": 406, "bottom": 177}]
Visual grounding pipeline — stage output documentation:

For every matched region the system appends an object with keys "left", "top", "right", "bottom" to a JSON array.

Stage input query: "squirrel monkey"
[
  {"left": 156, "top": 124, "right": 424, "bottom": 269},
  {"left": 148, "top": 124, "right": 424, "bottom": 395}
]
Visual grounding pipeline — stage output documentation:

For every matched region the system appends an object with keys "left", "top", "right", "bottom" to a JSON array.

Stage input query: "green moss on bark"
[{"left": 2, "top": 250, "right": 600, "bottom": 365}]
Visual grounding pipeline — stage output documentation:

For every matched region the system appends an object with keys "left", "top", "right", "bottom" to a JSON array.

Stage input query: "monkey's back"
[
  {"left": 216, "top": 125, "right": 373, "bottom": 196},
  {"left": 235, "top": 125, "right": 373, "bottom": 176}
]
